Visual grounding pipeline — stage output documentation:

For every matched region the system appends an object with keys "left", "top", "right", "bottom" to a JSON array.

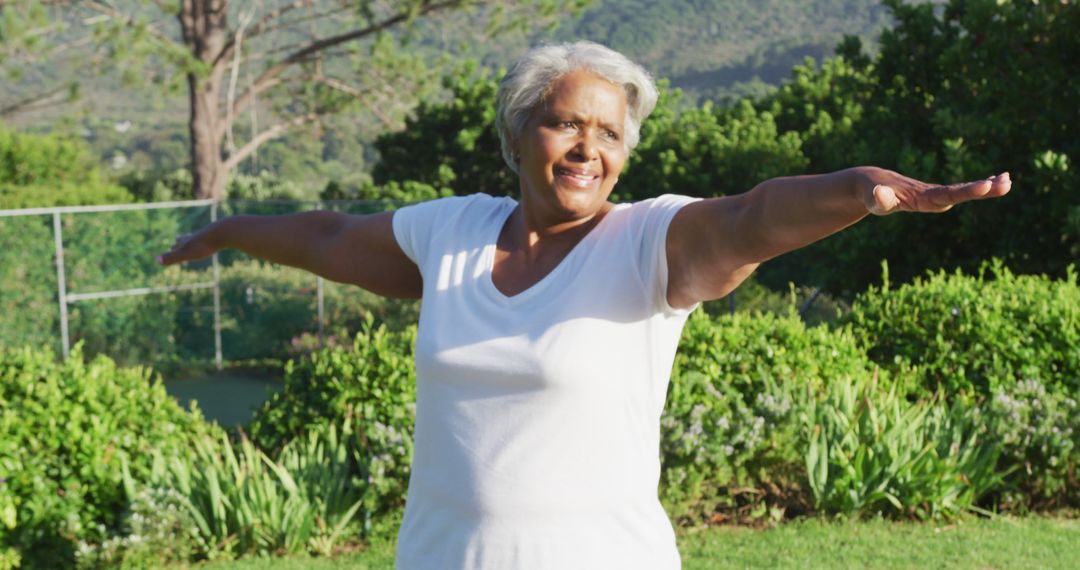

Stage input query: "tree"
[
  {"left": 1, "top": 0, "right": 585, "bottom": 200},
  {"left": 755, "top": 0, "right": 1080, "bottom": 294},
  {"left": 373, "top": 62, "right": 514, "bottom": 196}
]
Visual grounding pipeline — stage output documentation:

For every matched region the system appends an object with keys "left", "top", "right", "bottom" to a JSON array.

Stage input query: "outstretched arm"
[
  {"left": 665, "top": 166, "right": 1012, "bottom": 308},
  {"left": 157, "top": 210, "right": 422, "bottom": 299}
]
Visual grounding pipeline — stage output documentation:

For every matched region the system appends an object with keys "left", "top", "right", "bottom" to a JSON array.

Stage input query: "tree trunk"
[
  {"left": 189, "top": 73, "right": 226, "bottom": 200},
  {"left": 180, "top": 0, "right": 228, "bottom": 201}
]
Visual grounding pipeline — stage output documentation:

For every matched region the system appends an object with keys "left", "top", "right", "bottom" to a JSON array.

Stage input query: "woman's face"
[{"left": 515, "top": 70, "right": 629, "bottom": 223}]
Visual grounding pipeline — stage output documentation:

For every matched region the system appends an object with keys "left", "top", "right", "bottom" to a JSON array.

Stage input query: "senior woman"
[{"left": 158, "top": 42, "right": 1011, "bottom": 569}]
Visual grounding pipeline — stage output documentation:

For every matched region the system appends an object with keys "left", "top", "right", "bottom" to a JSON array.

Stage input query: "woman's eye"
[
  {"left": 604, "top": 130, "right": 619, "bottom": 141},
  {"left": 559, "top": 121, "right": 576, "bottom": 129}
]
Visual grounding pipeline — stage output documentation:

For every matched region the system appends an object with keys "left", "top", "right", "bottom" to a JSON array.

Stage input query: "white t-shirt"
[{"left": 391, "top": 192, "right": 699, "bottom": 569}]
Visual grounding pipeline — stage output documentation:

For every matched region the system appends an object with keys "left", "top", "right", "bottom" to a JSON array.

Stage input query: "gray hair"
[{"left": 495, "top": 41, "right": 659, "bottom": 173}]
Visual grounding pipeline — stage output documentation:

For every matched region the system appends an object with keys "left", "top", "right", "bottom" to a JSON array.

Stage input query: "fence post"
[
  {"left": 317, "top": 276, "right": 325, "bottom": 350},
  {"left": 52, "top": 212, "right": 70, "bottom": 359},
  {"left": 316, "top": 199, "right": 325, "bottom": 350},
  {"left": 211, "top": 201, "right": 223, "bottom": 371}
]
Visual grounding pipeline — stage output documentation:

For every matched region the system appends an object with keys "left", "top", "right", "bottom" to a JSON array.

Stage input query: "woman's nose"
[{"left": 569, "top": 132, "right": 600, "bottom": 161}]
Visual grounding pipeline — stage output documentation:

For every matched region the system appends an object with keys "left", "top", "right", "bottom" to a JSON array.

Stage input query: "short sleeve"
[
  {"left": 629, "top": 194, "right": 702, "bottom": 316},
  {"left": 392, "top": 195, "right": 475, "bottom": 268}
]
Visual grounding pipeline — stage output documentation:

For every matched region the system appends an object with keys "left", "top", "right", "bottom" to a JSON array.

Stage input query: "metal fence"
[{"left": 0, "top": 198, "right": 389, "bottom": 372}]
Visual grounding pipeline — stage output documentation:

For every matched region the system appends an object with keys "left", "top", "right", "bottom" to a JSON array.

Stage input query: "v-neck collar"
[{"left": 483, "top": 202, "right": 625, "bottom": 306}]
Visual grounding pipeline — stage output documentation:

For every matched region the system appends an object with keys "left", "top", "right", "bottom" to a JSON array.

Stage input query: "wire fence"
[{"left": 0, "top": 198, "right": 403, "bottom": 375}]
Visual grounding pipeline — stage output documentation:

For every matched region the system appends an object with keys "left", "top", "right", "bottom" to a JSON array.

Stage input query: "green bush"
[
  {"left": 800, "top": 375, "right": 1004, "bottom": 520},
  {"left": 225, "top": 170, "right": 318, "bottom": 202},
  {"left": 349, "top": 179, "right": 454, "bottom": 206},
  {"left": 701, "top": 278, "right": 850, "bottom": 326},
  {"left": 660, "top": 309, "right": 880, "bottom": 523},
  {"left": 0, "top": 182, "right": 134, "bottom": 209},
  {"left": 0, "top": 127, "right": 104, "bottom": 190},
  {"left": 0, "top": 125, "right": 134, "bottom": 209},
  {"left": 0, "top": 215, "right": 56, "bottom": 353},
  {"left": 73, "top": 484, "right": 200, "bottom": 569},
  {"left": 986, "top": 379, "right": 1080, "bottom": 511},
  {"left": 107, "top": 423, "right": 365, "bottom": 562},
  {"left": 842, "top": 262, "right": 1080, "bottom": 397},
  {"left": 0, "top": 345, "right": 221, "bottom": 569},
  {"left": 248, "top": 318, "right": 417, "bottom": 536}
]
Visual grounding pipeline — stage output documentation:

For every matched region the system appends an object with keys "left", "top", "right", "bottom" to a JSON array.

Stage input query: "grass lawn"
[{"left": 179, "top": 515, "right": 1079, "bottom": 569}]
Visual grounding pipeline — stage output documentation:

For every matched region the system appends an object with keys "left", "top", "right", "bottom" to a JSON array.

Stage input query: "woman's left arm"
[{"left": 665, "top": 166, "right": 1012, "bottom": 309}]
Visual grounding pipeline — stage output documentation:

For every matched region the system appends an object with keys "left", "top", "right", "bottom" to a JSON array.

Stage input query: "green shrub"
[
  {"left": 986, "top": 379, "right": 1080, "bottom": 511},
  {"left": 800, "top": 374, "right": 1004, "bottom": 520},
  {"left": 225, "top": 170, "right": 317, "bottom": 202},
  {"left": 0, "top": 345, "right": 220, "bottom": 569},
  {"left": 73, "top": 485, "right": 200, "bottom": 569},
  {"left": 0, "top": 125, "right": 134, "bottom": 209},
  {"left": 114, "top": 422, "right": 364, "bottom": 562},
  {"left": 345, "top": 179, "right": 454, "bottom": 207},
  {"left": 0, "top": 215, "right": 56, "bottom": 353},
  {"left": 701, "top": 278, "right": 850, "bottom": 326},
  {"left": 248, "top": 318, "right": 417, "bottom": 536},
  {"left": 0, "top": 127, "right": 103, "bottom": 189},
  {"left": 0, "top": 182, "right": 134, "bottom": 209},
  {"left": 660, "top": 309, "right": 880, "bottom": 523},
  {"left": 842, "top": 262, "right": 1080, "bottom": 397},
  {"left": 0, "top": 548, "right": 17, "bottom": 570}
]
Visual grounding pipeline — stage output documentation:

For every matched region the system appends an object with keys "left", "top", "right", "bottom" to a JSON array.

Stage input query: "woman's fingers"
[
  {"left": 933, "top": 172, "right": 1011, "bottom": 209},
  {"left": 874, "top": 172, "right": 1012, "bottom": 215},
  {"left": 157, "top": 233, "right": 207, "bottom": 266},
  {"left": 986, "top": 172, "right": 1012, "bottom": 198},
  {"left": 156, "top": 244, "right": 185, "bottom": 266}
]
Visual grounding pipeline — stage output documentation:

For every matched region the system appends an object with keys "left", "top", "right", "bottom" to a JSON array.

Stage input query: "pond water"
[{"left": 164, "top": 372, "right": 284, "bottom": 427}]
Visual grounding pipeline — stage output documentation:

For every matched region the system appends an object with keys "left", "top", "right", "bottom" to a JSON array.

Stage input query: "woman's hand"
[
  {"left": 157, "top": 226, "right": 219, "bottom": 266},
  {"left": 856, "top": 166, "right": 1012, "bottom": 216}
]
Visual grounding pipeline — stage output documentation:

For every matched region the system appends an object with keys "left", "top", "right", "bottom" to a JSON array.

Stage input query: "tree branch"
[
  {"left": 222, "top": 111, "right": 320, "bottom": 172},
  {"left": 0, "top": 85, "right": 73, "bottom": 119},
  {"left": 244, "top": 5, "right": 354, "bottom": 43},
  {"left": 308, "top": 75, "right": 401, "bottom": 128},
  {"left": 217, "top": 0, "right": 464, "bottom": 129},
  {"left": 242, "top": 0, "right": 309, "bottom": 40},
  {"left": 80, "top": 0, "right": 175, "bottom": 45}
]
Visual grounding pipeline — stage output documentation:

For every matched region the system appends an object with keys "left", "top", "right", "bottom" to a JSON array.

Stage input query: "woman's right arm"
[{"left": 156, "top": 210, "right": 422, "bottom": 299}]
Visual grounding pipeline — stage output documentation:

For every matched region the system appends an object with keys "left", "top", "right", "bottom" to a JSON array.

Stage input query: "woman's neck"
[{"left": 503, "top": 201, "right": 612, "bottom": 253}]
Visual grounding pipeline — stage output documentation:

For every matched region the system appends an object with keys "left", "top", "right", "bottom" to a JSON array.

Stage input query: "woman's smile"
[{"left": 555, "top": 165, "right": 601, "bottom": 188}]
